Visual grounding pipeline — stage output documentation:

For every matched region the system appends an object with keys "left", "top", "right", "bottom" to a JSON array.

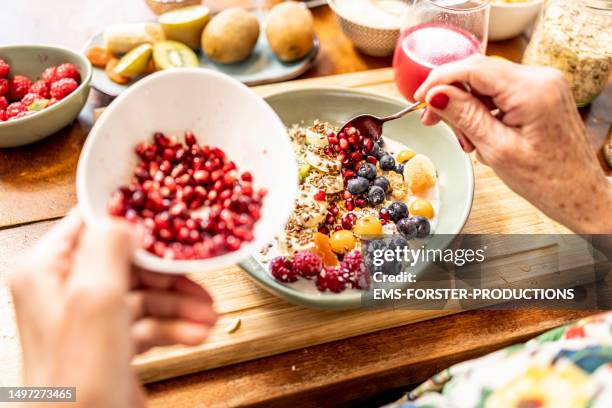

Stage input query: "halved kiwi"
[{"left": 152, "top": 40, "right": 199, "bottom": 70}]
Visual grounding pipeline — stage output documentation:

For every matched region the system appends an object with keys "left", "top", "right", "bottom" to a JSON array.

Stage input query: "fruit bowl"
[
  {"left": 76, "top": 68, "right": 297, "bottom": 274},
  {"left": 489, "top": 0, "right": 544, "bottom": 41},
  {"left": 239, "top": 88, "right": 474, "bottom": 310},
  {"left": 0, "top": 45, "right": 92, "bottom": 148}
]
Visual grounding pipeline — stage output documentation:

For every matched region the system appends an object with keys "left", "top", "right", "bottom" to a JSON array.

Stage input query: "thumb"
[
  {"left": 425, "top": 84, "right": 508, "bottom": 148},
  {"left": 70, "top": 218, "right": 139, "bottom": 293}
]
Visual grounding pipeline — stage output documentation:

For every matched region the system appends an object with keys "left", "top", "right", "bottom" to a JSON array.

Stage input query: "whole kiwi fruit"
[
  {"left": 202, "top": 7, "right": 260, "bottom": 64},
  {"left": 265, "top": 2, "right": 314, "bottom": 62}
]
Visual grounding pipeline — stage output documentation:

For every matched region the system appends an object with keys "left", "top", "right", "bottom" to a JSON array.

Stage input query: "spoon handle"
[{"left": 381, "top": 101, "right": 427, "bottom": 122}]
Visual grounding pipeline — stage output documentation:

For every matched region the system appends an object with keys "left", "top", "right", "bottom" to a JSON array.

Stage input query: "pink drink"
[{"left": 393, "top": 22, "right": 481, "bottom": 102}]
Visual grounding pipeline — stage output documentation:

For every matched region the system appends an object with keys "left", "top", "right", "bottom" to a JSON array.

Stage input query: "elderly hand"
[
  {"left": 9, "top": 209, "right": 217, "bottom": 407},
  {"left": 415, "top": 55, "right": 612, "bottom": 233}
]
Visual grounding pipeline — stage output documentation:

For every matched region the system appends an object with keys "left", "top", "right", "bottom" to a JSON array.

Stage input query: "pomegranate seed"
[
  {"left": 223, "top": 172, "right": 236, "bottom": 186},
  {"left": 314, "top": 190, "right": 326, "bottom": 201},
  {"left": 337, "top": 152, "right": 347, "bottom": 163},
  {"left": 350, "top": 151, "right": 362, "bottom": 162},
  {"left": 330, "top": 206, "right": 340, "bottom": 216},
  {"left": 345, "top": 198, "right": 355, "bottom": 211},
  {"left": 342, "top": 169, "right": 356, "bottom": 179},
  {"left": 379, "top": 208, "right": 391, "bottom": 221},
  {"left": 325, "top": 214, "right": 335, "bottom": 224},
  {"left": 318, "top": 226, "right": 330, "bottom": 234},
  {"left": 169, "top": 202, "right": 187, "bottom": 216},
  {"left": 184, "top": 131, "right": 197, "bottom": 146},
  {"left": 339, "top": 139, "right": 349, "bottom": 150},
  {"left": 223, "top": 161, "right": 236, "bottom": 172},
  {"left": 193, "top": 170, "right": 210, "bottom": 183},
  {"left": 366, "top": 155, "right": 378, "bottom": 165},
  {"left": 162, "top": 148, "right": 175, "bottom": 161},
  {"left": 154, "top": 132, "right": 169, "bottom": 147},
  {"left": 211, "top": 169, "right": 224, "bottom": 182},
  {"left": 341, "top": 214, "right": 355, "bottom": 230},
  {"left": 225, "top": 236, "right": 242, "bottom": 251},
  {"left": 346, "top": 127, "right": 357, "bottom": 136},
  {"left": 355, "top": 198, "right": 367, "bottom": 208},
  {"left": 363, "top": 138, "right": 373, "bottom": 152},
  {"left": 347, "top": 135, "right": 357, "bottom": 145},
  {"left": 328, "top": 136, "right": 338, "bottom": 145},
  {"left": 334, "top": 226, "right": 343, "bottom": 231},
  {"left": 241, "top": 172, "right": 253, "bottom": 182}
]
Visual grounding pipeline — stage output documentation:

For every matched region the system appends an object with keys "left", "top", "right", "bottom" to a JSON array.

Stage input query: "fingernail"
[
  {"left": 458, "top": 139, "right": 465, "bottom": 150},
  {"left": 430, "top": 93, "right": 449, "bottom": 110}
]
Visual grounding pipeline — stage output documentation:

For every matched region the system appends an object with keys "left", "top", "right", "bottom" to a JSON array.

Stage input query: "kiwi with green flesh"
[
  {"left": 202, "top": 7, "right": 260, "bottom": 64},
  {"left": 265, "top": 2, "right": 314, "bottom": 62},
  {"left": 153, "top": 40, "right": 199, "bottom": 70}
]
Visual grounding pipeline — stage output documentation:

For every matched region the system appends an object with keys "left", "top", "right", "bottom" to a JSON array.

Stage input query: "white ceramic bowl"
[
  {"left": 489, "top": 0, "right": 543, "bottom": 41},
  {"left": 76, "top": 69, "right": 298, "bottom": 274},
  {"left": 328, "top": 0, "right": 406, "bottom": 57}
]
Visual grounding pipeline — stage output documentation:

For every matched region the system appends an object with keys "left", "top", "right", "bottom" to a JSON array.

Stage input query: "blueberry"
[
  {"left": 396, "top": 218, "right": 417, "bottom": 240},
  {"left": 371, "top": 143, "right": 384, "bottom": 159},
  {"left": 347, "top": 177, "right": 369, "bottom": 195},
  {"left": 387, "top": 201, "right": 408, "bottom": 222},
  {"left": 379, "top": 154, "right": 396, "bottom": 171},
  {"left": 412, "top": 216, "right": 431, "bottom": 238},
  {"left": 372, "top": 176, "right": 390, "bottom": 193},
  {"left": 367, "top": 185, "right": 385, "bottom": 205},
  {"left": 395, "top": 163, "right": 405, "bottom": 175},
  {"left": 357, "top": 163, "right": 377, "bottom": 181}
]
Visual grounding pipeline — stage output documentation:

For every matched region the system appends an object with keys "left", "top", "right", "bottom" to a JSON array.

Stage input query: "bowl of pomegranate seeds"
[
  {"left": 0, "top": 45, "right": 92, "bottom": 147},
  {"left": 76, "top": 69, "right": 297, "bottom": 273}
]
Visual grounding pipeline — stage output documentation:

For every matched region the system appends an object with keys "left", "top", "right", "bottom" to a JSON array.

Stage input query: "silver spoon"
[{"left": 338, "top": 101, "right": 427, "bottom": 140}]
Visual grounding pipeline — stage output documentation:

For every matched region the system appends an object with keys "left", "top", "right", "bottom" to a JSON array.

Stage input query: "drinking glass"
[{"left": 392, "top": 0, "right": 490, "bottom": 102}]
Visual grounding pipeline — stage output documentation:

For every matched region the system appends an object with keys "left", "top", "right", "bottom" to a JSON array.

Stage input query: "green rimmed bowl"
[
  {"left": 0, "top": 45, "right": 92, "bottom": 148},
  {"left": 239, "top": 87, "right": 475, "bottom": 310}
]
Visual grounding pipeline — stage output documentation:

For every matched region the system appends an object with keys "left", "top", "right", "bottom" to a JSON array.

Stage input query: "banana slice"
[
  {"left": 403, "top": 154, "right": 437, "bottom": 194},
  {"left": 304, "top": 171, "right": 344, "bottom": 194},
  {"left": 305, "top": 129, "right": 329, "bottom": 147},
  {"left": 306, "top": 146, "right": 341, "bottom": 173},
  {"left": 293, "top": 184, "right": 327, "bottom": 228},
  {"left": 103, "top": 23, "right": 165, "bottom": 54},
  {"left": 278, "top": 218, "right": 316, "bottom": 255}
]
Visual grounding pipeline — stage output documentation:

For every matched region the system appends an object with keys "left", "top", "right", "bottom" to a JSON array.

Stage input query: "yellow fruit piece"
[
  {"left": 353, "top": 215, "right": 383, "bottom": 236},
  {"left": 396, "top": 149, "right": 416, "bottom": 163},
  {"left": 313, "top": 232, "right": 338, "bottom": 266},
  {"left": 329, "top": 230, "right": 356, "bottom": 255},
  {"left": 153, "top": 40, "right": 199, "bottom": 70},
  {"left": 114, "top": 43, "right": 153, "bottom": 77},
  {"left": 105, "top": 58, "right": 130, "bottom": 84},
  {"left": 159, "top": 5, "right": 210, "bottom": 50},
  {"left": 403, "top": 154, "right": 436, "bottom": 193},
  {"left": 410, "top": 199, "right": 434, "bottom": 219}
]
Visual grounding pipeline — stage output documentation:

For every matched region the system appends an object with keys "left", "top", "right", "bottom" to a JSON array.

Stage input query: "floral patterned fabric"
[{"left": 385, "top": 312, "right": 612, "bottom": 408}]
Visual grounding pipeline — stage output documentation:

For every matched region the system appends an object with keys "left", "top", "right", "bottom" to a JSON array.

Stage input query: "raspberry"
[
  {"left": 29, "top": 80, "right": 50, "bottom": 98},
  {"left": 316, "top": 266, "right": 350, "bottom": 293},
  {"left": 55, "top": 63, "right": 80, "bottom": 83},
  {"left": 0, "top": 58, "right": 9, "bottom": 79},
  {"left": 9, "top": 75, "right": 32, "bottom": 101},
  {"left": 47, "top": 98, "right": 58, "bottom": 107},
  {"left": 0, "top": 110, "right": 6, "bottom": 121},
  {"left": 50, "top": 78, "right": 78, "bottom": 100},
  {"left": 41, "top": 66, "right": 59, "bottom": 85},
  {"left": 5, "top": 102, "right": 25, "bottom": 118},
  {"left": 269, "top": 256, "right": 298, "bottom": 283},
  {"left": 292, "top": 251, "right": 323, "bottom": 279},
  {"left": 0, "top": 96, "right": 7, "bottom": 110},
  {"left": 0, "top": 78, "right": 8, "bottom": 96},
  {"left": 341, "top": 250, "right": 370, "bottom": 289},
  {"left": 10, "top": 110, "right": 32, "bottom": 120},
  {"left": 21, "top": 93, "right": 41, "bottom": 107}
]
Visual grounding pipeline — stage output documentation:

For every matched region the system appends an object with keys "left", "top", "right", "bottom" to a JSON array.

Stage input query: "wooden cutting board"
[{"left": 0, "top": 68, "right": 568, "bottom": 386}]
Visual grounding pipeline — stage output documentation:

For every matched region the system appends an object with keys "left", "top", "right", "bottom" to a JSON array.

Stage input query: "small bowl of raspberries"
[{"left": 0, "top": 45, "right": 92, "bottom": 147}]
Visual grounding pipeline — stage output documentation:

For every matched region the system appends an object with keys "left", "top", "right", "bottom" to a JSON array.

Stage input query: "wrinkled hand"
[
  {"left": 9, "top": 209, "right": 217, "bottom": 407},
  {"left": 415, "top": 55, "right": 612, "bottom": 233}
]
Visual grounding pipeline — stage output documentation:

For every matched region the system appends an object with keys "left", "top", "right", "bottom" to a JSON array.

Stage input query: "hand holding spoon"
[{"left": 338, "top": 101, "right": 427, "bottom": 140}]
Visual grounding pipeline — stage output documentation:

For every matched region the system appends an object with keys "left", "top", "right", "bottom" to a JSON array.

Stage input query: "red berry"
[
  {"left": 50, "top": 78, "right": 78, "bottom": 100},
  {"left": 55, "top": 63, "right": 81, "bottom": 82},
  {"left": 5, "top": 102, "right": 25, "bottom": 118},
  {"left": 292, "top": 251, "right": 323, "bottom": 279},
  {"left": 314, "top": 190, "right": 326, "bottom": 201},
  {"left": 316, "top": 266, "right": 350, "bottom": 293},
  {"left": 269, "top": 256, "right": 298, "bottom": 283},
  {"left": 0, "top": 96, "right": 7, "bottom": 110},
  {"left": 0, "top": 78, "right": 8, "bottom": 96},
  {"left": 29, "top": 80, "right": 50, "bottom": 98},
  {"left": 342, "top": 250, "right": 370, "bottom": 289},
  {"left": 9, "top": 75, "right": 32, "bottom": 101},
  {"left": 0, "top": 110, "right": 6, "bottom": 121},
  {"left": 41, "top": 66, "right": 59, "bottom": 85},
  {"left": 0, "top": 59, "right": 9, "bottom": 79},
  {"left": 21, "top": 93, "right": 41, "bottom": 107},
  {"left": 241, "top": 171, "right": 253, "bottom": 182}
]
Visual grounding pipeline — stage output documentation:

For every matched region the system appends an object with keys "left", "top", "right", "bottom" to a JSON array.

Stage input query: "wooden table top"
[{"left": 1, "top": 1, "right": 609, "bottom": 407}]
